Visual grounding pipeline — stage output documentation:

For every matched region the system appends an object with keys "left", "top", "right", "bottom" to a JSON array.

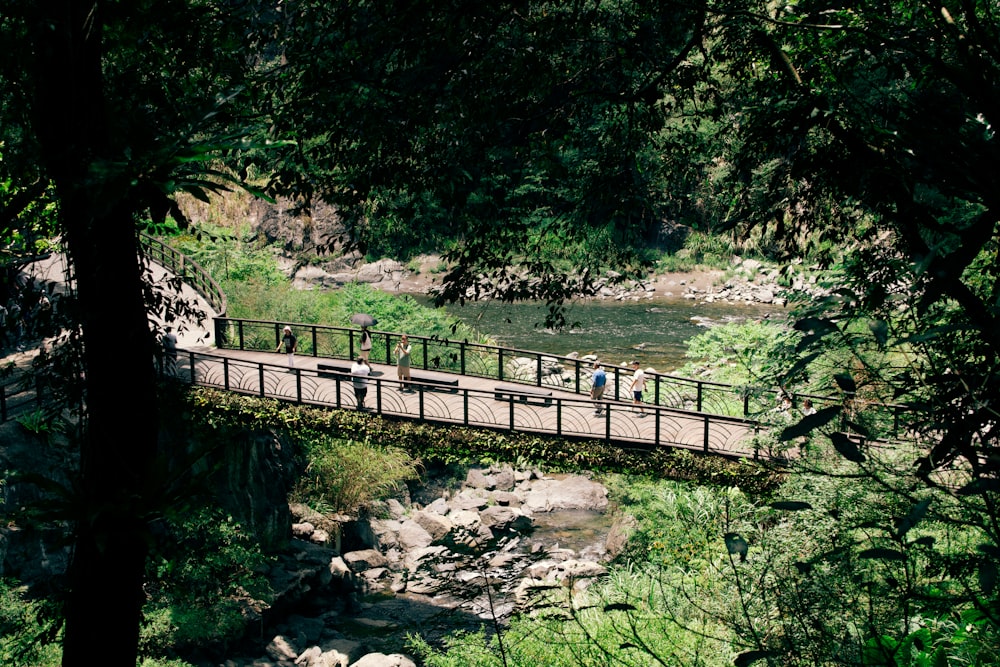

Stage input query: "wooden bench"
[
  {"left": 317, "top": 363, "right": 352, "bottom": 378},
  {"left": 494, "top": 385, "right": 553, "bottom": 407},
  {"left": 411, "top": 373, "right": 460, "bottom": 393}
]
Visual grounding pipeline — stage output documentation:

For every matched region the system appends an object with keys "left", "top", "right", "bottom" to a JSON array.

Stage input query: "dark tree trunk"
[{"left": 30, "top": 2, "right": 159, "bottom": 664}]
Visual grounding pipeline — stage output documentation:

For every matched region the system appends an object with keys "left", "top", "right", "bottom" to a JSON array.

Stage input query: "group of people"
[
  {"left": 1, "top": 289, "right": 55, "bottom": 352},
  {"left": 277, "top": 324, "right": 412, "bottom": 410},
  {"left": 277, "top": 322, "right": 660, "bottom": 416},
  {"left": 589, "top": 359, "right": 649, "bottom": 416}
]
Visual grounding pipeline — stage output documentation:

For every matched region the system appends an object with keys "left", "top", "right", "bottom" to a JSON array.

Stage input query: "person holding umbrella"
[
  {"left": 359, "top": 326, "right": 372, "bottom": 361},
  {"left": 351, "top": 313, "right": 377, "bottom": 361}
]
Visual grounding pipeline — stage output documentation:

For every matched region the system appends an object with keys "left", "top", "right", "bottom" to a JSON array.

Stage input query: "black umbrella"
[{"left": 350, "top": 313, "right": 377, "bottom": 327}]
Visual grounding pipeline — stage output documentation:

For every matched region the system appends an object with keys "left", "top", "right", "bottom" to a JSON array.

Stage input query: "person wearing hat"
[
  {"left": 276, "top": 325, "right": 297, "bottom": 367},
  {"left": 590, "top": 361, "right": 607, "bottom": 415}
]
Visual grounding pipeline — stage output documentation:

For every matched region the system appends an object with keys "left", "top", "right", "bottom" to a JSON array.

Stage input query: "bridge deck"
[{"left": 177, "top": 346, "right": 764, "bottom": 460}]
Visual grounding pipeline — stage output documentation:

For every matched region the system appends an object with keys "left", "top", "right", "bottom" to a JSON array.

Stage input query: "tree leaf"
[
  {"left": 735, "top": 650, "right": 777, "bottom": 667},
  {"left": 770, "top": 501, "right": 813, "bottom": 511},
  {"left": 895, "top": 498, "right": 931, "bottom": 538},
  {"left": 779, "top": 406, "right": 840, "bottom": 440},
  {"left": 979, "top": 558, "right": 997, "bottom": 595},
  {"left": 834, "top": 373, "right": 857, "bottom": 394},
  {"left": 724, "top": 533, "right": 748, "bottom": 562},
  {"left": 859, "top": 547, "right": 906, "bottom": 561},
  {"left": 830, "top": 432, "right": 865, "bottom": 462}
]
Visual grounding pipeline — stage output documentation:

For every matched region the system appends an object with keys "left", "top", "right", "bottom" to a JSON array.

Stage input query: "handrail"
[
  {"left": 167, "top": 348, "right": 766, "bottom": 459},
  {"left": 139, "top": 233, "right": 227, "bottom": 317},
  {"left": 214, "top": 316, "right": 894, "bottom": 426}
]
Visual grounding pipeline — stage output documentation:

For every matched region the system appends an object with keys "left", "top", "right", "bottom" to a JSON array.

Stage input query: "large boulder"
[{"left": 521, "top": 475, "right": 609, "bottom": 512}]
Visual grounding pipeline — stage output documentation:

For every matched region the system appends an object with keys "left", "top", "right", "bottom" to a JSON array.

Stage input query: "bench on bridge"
[
  {"left": 317, "top": 363, "right": 352, "bottom": 378},
  {"left": 494, "top": 385, "right": 553, "bottom": 407},
  {"left": 411, "top": 373, "right": 460, "bottom": 393}
]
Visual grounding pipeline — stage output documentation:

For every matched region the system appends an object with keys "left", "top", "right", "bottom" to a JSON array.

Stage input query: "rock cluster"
[{"left": 225, "top": 468, "right": 617, "bottom": 667}]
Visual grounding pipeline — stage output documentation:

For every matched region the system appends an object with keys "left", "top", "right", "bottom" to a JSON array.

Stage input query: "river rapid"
[{"left": 414, "top": 294, "right": 785, "bottom": 372}]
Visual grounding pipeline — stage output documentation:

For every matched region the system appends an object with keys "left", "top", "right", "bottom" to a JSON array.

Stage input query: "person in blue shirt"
[{"left": 591, "top": 361, "right": 607, "bottom": 415}]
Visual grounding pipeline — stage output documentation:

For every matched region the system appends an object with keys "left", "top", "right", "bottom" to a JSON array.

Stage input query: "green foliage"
[
  {"left": 291, "top": 435, "right": 419, "bottom": 514},
  {"left": 169, "top": 225, "right": 286, "bottom": 288},
  {"left": 139, "top": 506, "right": 274, "bottom": 658},
  {"left": 679, "top": 319, "right": 799, "bottom": 388},
  {"left": 185, "top": 387, "right": 784, "bottom": 497},
  {"left": 0, "top": 578, "right": 61, "bottom": 667}
]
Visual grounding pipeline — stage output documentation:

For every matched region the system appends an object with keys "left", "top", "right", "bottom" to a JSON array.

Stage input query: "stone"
[
  {"left": 349, "top": 652, "right": 417, "bottom": 667},
  {"left": 396, "top": 519, "right": 434, "bottom": 550},
  {"left": 266, "top": 634, "right": 300, "bottom": 661},
  {"left": 521, "top": 475, "right": 609, "bottom": 512},
  {"left": 343, "top": 549, "right": 387, "bottom": 571},
  {"left": 318, "top": 638, "right": 367, "bottom": 667},
  {"left": 605, "top": 514, "right": 638, "bottom": 559},
  {"left": 411, "top": 510, "right": 453, "bottom": 541},
  {"left": 328, "top": 556, "right": 352, "bottom": 580},
  {"left": 385, "top": 498, "right": 407, "bottom": 520},
  {"left": 293, "top": 522, "right": 316, "bottom": 539}
]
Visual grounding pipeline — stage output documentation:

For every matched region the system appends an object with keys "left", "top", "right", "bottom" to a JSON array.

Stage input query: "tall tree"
[
  {"left": 5, "top": 1, "right": 261, "bottom": 663},
  {"left": 252, "top": 0, "right": 712, "bottom": 321}
]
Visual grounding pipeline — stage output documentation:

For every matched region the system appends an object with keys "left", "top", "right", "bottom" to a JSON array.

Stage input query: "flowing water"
[{"left": 415, "top": 294, "right": 784, "bottom": 372}]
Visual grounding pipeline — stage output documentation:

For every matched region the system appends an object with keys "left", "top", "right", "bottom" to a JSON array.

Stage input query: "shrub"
[
  {"left": 0, "top": 578, "right": 61, "bottom": 667},
  {"left": 139, "top": 506, "right": 274, "bottom": 658},
  {"left": 291, "top": 435, "right": 420, "bottom": 513}
]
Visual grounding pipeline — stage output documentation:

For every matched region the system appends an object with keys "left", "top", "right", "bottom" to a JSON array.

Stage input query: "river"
[{"left": 415, "top": 294, "right": 784, "bottom": 372}]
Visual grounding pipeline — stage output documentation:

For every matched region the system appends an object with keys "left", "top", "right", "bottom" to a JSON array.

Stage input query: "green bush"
[
  {"left": 0, "top": 578, "right": 61, "bottom": 667},
  {"left": 139, "top": 506, "right": 274, "bottom": 658},
  {"left": 291, "top": 435, "right": 420, "bottom": 513}
]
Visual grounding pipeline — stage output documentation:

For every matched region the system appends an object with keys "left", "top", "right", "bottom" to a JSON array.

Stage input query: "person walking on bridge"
[
  {"left": 591, "top": 361, "right": 607, "bottom": 415},
  {"left": 277, "top": 325, "right": 297, "bottom": 367},
  {"left": 629, "top": 360, "right": 647, "bottom": 415}
]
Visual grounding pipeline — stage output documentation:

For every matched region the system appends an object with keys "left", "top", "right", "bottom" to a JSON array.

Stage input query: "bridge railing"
[
  {"left": 213, "top": 316, "right": 797, "bottom": 419},
  {"left": 0, "top": 371, "right": 58, "bottom": 423},
  {"left": 140, "top": 233, "right": 227, "bottom": 316},
  {"left": 167, "top": 348, "right": 766, "bottom": 459}
]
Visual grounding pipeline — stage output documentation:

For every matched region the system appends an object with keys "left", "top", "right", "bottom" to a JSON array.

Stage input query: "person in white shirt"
[
  {"left": 350, "top": 357, "right": 371, "bottom": 410},
  {"left": 630, "top": 361, "right": 647, "bottom": 415}
]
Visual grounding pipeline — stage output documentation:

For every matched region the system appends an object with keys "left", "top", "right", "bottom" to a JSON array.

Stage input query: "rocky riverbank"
[
  {"left": 223, "top": 466, "right": 622, "bottom": 667},
  {"left": 282, "top": 251, "right": 827, "bottom": 308}
]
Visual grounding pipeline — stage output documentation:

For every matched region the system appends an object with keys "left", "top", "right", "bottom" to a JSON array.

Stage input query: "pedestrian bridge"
[{"left": 5, "top": 235, "right": 890, "bottom": 462}]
